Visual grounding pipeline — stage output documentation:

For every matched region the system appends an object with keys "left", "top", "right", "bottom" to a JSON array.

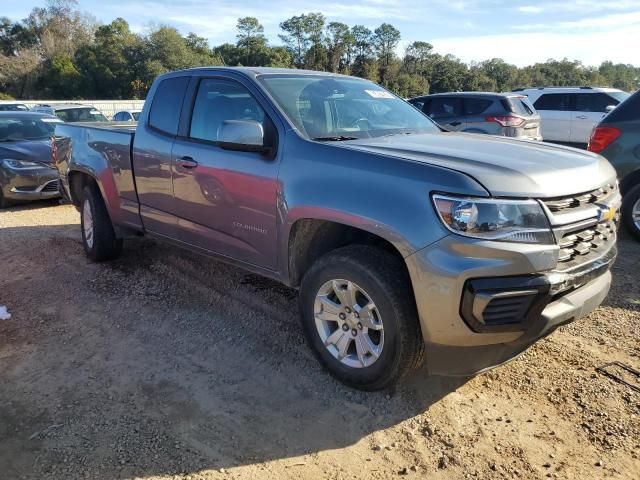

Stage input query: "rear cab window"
[{"left": 148, "top": 76, "right": 190, "bottom": 135}]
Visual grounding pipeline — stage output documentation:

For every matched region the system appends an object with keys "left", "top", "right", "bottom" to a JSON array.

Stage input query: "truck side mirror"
[{"left": 217, "top": 120, "right": 267, "bottom": 153}]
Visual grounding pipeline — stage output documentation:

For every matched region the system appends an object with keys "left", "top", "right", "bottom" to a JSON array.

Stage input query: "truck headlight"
[
  {"left": 432, "top": 194, "right": 554, "bottom": 244},
  {"left": 2, "top": 159, "right": 45, "bottom": 170}
]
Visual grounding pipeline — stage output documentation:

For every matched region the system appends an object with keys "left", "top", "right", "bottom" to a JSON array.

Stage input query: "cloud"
[
  {"left": 513, "top": 11, "right": 640, "bottom": 31},
  {"left": 518, "top": 6, "right": 543, "bottom": 14},
  {"left": 431, "top": 26, "right": 640, "bottom": 67}
]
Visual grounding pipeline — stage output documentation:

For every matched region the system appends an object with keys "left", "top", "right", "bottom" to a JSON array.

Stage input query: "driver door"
[{"left": 170, "top": 77, "right": 280, "bottom": 270}]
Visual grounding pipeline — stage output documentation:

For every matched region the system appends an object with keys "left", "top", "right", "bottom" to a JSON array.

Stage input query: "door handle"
[
  {"left": 449, "top": 121, "right": 461, "bottom": 126},
  {"left": 177, "top": 156, "right": 198, "bottom": 169},
  {"left": 576, "top": 115, "right": 588, "bottom": 120}
]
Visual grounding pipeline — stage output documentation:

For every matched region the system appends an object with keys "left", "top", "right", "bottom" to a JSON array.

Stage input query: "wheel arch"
[
  {"left": 68, "top": 169, "right": 99, "bottom": 208},
  {"left": 619, "top": 168, "right": 640, "bottom": 196},
  {"left": 286, "top": 217, "right": 411, "bottom": 289}
]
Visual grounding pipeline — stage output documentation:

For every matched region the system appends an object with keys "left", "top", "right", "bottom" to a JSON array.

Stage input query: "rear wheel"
[
  {"left": 299, "top": 245, "right": 424, "bottom": 390},
  {"left": 80, "top": 184, "right": 123, "bottom": 261},
  {"left": 622, "top": 184, "right": 640, "bottom": 241}
]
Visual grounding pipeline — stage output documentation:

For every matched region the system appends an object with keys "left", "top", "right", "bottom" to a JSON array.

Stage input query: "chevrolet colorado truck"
[{"left": 54, "top": 68, "right": 621, "bottom": 390}]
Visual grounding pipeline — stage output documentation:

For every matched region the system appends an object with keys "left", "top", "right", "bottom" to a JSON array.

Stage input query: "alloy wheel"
[{"left": 314, "top": 279, "right": 384, "bottom": 368}]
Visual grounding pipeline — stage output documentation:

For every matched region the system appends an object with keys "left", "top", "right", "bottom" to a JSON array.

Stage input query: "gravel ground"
[{"left": 0, "top": 201, "right": 638, "bottom": 480}]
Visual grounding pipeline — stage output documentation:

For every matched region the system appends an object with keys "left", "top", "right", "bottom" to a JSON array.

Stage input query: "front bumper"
[
  {"left": 405, "top": 233, "right": 616, "bottom": 376},
  {"left": 1, "top": 168, "right": 60, "bottom": 201}
]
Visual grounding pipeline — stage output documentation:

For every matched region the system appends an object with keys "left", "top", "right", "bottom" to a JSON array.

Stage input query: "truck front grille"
[
  {"left": 555, "top": 220, "right": 616, "bottom": 271},
  {"left": 543, "top": 183, "right": 616, "bottom": 212},
  {"left": 540, "top": 182, "right": 620, "bottom": 272}
]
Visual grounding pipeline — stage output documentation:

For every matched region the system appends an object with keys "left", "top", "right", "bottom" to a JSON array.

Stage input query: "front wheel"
[
  {"left": 299, "top": 246, "right": 425, "bottom": 390},
  {"left": 622, "top": 184, "right": 640, "bottom": 241},
  {"left": 80, "top": 184, "right": 123, "bottom": 261}
]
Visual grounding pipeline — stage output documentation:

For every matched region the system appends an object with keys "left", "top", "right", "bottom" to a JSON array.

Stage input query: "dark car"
[
  {"left": 0, "top": 112, "right": 62, "bottom": 207},
  {"left": 408, "top": 92, "right": 542, "bottom": 141},
  {"left": 588, "top": 90, "right": 640, "bottom": 240}
]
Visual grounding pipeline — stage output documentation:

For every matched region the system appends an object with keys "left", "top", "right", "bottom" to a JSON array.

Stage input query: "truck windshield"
[{"left": 259, "top": 74, "right": 438, "bottom": 140}]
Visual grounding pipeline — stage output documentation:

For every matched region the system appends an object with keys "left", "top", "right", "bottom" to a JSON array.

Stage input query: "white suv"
[{"left": 515, "top": 87, "right": 629, "bottom": 145}]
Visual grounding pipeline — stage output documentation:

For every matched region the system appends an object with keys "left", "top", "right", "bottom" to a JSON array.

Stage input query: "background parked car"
[
  {"left": 0, "top": 101, "right": 30, "bottom": 111},
  {"left": 408, "top": 92, "right": 542, "bottom": 141},
  {"left": 112, "top": 109, "right": 141, "bottom": 122},
  {"left": 0, "top": 112, "right": 62, "bottom": 207},
  {"left": 516, "top": 87, "right": 630, "bottom": 146},
  {"left": 30, "top": 103, "right": 109, "bottom": 122},
  {"left": 588, "top": 89, "right": 640, "bottom": 240}
]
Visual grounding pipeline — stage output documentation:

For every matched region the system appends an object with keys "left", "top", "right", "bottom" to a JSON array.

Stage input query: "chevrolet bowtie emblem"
[{"left": 599, "top": 206, "right": 617, "bottom": 222}]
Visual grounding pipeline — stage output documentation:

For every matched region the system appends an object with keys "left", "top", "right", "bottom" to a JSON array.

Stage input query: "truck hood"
[
  {"left": 0, "top": 139, "right": 53, "bottom": 165},
  {"left": 340, "top": 132, "right": 616, "bottom": 198}
]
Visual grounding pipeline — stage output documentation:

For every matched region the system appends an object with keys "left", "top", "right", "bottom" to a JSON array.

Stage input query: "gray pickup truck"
[{"left": 54, "top": 67, "right": 621, "bottom": 390}]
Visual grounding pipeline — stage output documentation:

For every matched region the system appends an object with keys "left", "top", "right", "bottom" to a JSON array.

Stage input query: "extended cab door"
[
  {"left": 169, "top": 75, "right": 280, "bottom": 270},
  {"left": 132, "top": 76, "right": 189, "bottom": 236},
  {"left": 532, "top": 93, "right": 571, "bottom": 142},
  {"left": 569, "top": 93, "right": 615, "bottom": 144}
]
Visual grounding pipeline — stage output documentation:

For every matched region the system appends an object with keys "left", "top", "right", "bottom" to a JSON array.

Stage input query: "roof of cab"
[{"left": 165, "top": 66, "right": 351, "bottom": 79}]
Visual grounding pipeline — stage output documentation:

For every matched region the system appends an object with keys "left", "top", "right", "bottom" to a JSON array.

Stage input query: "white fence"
[{"left": 21, "top": 100, "right": 145, "bottom": 118}]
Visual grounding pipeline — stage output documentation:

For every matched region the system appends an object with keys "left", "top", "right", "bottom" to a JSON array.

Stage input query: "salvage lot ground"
[{"left": 0, "top": 201, "right": 638, "bottom": 480}]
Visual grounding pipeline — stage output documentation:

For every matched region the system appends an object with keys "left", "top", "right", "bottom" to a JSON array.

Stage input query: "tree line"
[{"left": 1, "top": 0, "right": 638, "bottom": 101}]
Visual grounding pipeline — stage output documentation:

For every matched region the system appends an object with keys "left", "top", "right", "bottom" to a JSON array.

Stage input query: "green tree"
[
  {"left": 279, "top": 12, "right": 326, "bottom": 68},
  {"left": 402, "top": 41, "right": 433, "bottom": 76},
  {"left": 75, "top": 18, "right": 143, "bottom": 98},
  {"left": 325, "top": 22, "right": 353, "bottom": 73},
  {"left": 373, "top": 23, "right": 401, "bottom": 86},
  {"left": 236, "top": 17, "right": 267, "bottom": 66},
  {"left": 41, "top": 53, "right": 81, "bottom": 97}
]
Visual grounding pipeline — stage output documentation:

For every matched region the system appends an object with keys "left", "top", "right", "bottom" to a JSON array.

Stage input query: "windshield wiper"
[{"left": 312, "top": 135, "right": 359, "bottom": 142}]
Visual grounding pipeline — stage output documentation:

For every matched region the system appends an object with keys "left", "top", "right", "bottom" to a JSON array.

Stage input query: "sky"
[{"left": 4, "top": 0, "right": 640, "bottom": 67}]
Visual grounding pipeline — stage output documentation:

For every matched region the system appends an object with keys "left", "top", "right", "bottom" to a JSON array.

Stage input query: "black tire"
[
  {"left": 299, "top": 245, "right": 425, "bottom": 390},
  {"left": 80, "top": 184, "right": 123, "bottom": 261},
  {"left": 622, "top": 183, "right": 640, "bottom": 241}
]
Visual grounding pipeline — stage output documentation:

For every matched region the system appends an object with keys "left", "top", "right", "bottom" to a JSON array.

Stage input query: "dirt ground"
[{"left": 0, "top": 201, "right": 638, "bottom": 480}]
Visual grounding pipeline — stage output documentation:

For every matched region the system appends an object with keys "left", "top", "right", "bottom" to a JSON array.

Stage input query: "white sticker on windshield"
[
  {"left": 365, "top": 89, "right": 394, "bottom": 99},
  {"left": 90, "top": 110, "right": 101, "bottom": 115},
  {"left": 41, "top": 117, "right": 63, "bottom": 123}
]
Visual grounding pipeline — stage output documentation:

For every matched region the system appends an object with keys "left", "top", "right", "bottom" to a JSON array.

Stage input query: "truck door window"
[
  {"left": 148, "top": 76, "right": 189, "bottom": 135},
  {"left": 189, "top": 79, "right": 266, "bottom": 143}
]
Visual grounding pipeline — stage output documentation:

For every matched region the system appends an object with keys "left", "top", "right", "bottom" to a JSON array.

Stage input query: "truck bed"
[{"left": 54, "top": 121, "right": 142, "bottom": 231}]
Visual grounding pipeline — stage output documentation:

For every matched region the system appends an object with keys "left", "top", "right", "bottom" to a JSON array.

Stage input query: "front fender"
[{"left": 276, "top": 137, "right": 489, "bottom": 280}]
